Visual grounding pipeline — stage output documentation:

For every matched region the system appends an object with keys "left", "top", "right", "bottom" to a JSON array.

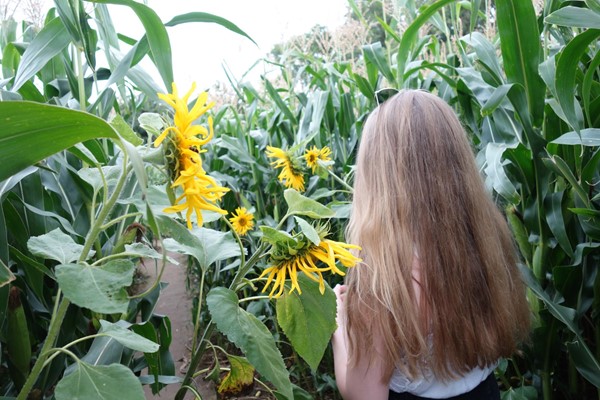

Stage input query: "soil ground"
[{"left": 141, "top": 255, "right": 217, "bottom": 400}]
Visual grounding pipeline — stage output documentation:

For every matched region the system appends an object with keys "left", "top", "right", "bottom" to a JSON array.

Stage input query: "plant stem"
[
  {"left": 175, "top": 241, "right": 269, "bottom": 400},
  {"left": 190, "top": 267, "right": 206, "bottom": 354},
  {"left": 16, "top": 297, "right": 69, "bottom": 400},
  {"left": 325, "top": 167, "right": 353, "bottom": 192},
  {"left": 17, "top": 152, "right": 130, "bottom": 399}
]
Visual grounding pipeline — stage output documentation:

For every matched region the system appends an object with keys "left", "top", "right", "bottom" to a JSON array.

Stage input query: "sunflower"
[
  {"left": 304, "top": 146, "right": 332, "bottom": 173},
  {"left": 266, "top": 146, "right": 305, "bottom": 191},
  {"left": 156, "top": 83, "right": 229, "bottom": 229},
  {"left": 229, "top": 207, "right": 255, "bottom": 236},
  {"left": 259, "top": 230, "right": 361, "bottom": 298}
]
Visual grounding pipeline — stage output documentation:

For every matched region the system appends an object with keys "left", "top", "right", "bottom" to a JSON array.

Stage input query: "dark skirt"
[{"left": 388, "top": 373, "right": 500, "bottom": 400}]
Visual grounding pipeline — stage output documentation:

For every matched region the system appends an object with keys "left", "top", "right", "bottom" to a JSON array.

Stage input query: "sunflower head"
[
  {"left": 229, "top": 207, "right": 255, "bottom": 236},
  {"left": 259, "top": 226, "right": 361, "bottom": 298},
  {"left": 156, "top": 83, "right": 228, "bottom": 229},
  {"left": 266, "top": 146, "right": 305, "bottom": 191}
]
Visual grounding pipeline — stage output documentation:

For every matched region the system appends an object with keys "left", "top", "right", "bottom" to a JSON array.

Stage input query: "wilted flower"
[
  {"left": 156, "top": 83, "right": 229, "bottom": 229},
  {"left": 259, "top": 227, "right": 361, "bottom": 298},
  {"left": 266, "top": 146, "right": 305, "bottom": 191}
]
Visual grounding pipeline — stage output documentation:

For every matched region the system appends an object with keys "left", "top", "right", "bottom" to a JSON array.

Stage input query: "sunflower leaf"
[
  {"left": 284, "top": 189, "right": 335, "bottom": 219},
  {"left": 207, "top": 287, "right": 293, "bottom": 400},
  {"left": 276, "top": 274, "right": 336, "bottom": 371}
]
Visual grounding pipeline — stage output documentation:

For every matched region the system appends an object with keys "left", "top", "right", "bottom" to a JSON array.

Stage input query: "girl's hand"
[{"left": 334, "top": 284, "right": 347, "bottom": 329}]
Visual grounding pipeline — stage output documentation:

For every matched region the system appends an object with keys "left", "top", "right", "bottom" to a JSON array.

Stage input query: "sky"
[{"left": 107, "top": 0, "right": 350, "bottom": 91}]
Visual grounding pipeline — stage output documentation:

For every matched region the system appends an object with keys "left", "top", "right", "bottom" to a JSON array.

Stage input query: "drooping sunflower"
[
  {"left": 266, "top": 146, "right": 305, "bottom": 191},
  {"left": 156, "top": 83, "right": 229, "bottom": 229},
  {"left": 259, "top": 229, "right": 361, "bottom": 298},
  {"left": 304, "top": 145, "right": 332, "bottom": 173},
  {"left": 229, "top": 207, "right": 254, "bottom": 236}
]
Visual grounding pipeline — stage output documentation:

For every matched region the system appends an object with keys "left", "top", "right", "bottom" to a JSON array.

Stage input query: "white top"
[{"left": 389, "top": 363, "right": 496, "bottom": 398}]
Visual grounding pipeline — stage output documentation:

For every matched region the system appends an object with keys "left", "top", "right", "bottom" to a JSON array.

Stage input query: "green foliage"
[
  {"left": 207, "top": 287, "right": 293, "bottom": 400},
  {"left": 276, "top": 274, "right": 337, "bottom": 371}
]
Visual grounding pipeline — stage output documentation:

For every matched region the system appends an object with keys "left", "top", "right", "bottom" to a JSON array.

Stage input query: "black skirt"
[{"left": 388, "top": 373, "right": 500, "bottom": 400}]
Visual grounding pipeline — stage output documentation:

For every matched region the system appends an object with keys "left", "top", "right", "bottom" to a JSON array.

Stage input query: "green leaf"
[
  {"left": 552, "top": 129, "right": 600, "bottom": 146},
  {"left": 519, "top": 264, "right": 580, "bottom": 336},
  {"left": 124, "top": 243, "right": 177, "bottom": 264},
  {"left": 0, "top": 259, "right": 15, "bottom": 288},
  {"left": 481, "top": 84, "right": 513, "bottom": 116},
  {"left": 207, "top": 287, "right": 293, "bottom": 400},
  {"left": 363, "top": 42, "right": 395, "bottom": 83},
  {"left": 567, "top": 340, "right": 600, "bottom": 388},
  {"left": 165, "top": 12, "right": 256, "bottom": 46},
  {"left": 88, "top": 0, "right": 173, "bottom": 89},
  {"left": 98, "top": 320, "right": 159, "bottom": 353},
  {"left": 27, "top": 228, "right": 92, "bottom": 264},
  {"left": 217, "top": 355, "right": 255, "bottom": 397},
  {"left": 55, "top": 362, "right": 145, "bottom": 400},
  {"left": 545, "top": 6, "right": 600, "bottom": 28},
  {"left": 484, "top": 144, "right": 519, "bottom": 203},
  {"left": 284, "top": 189, "right": 335, "bottom": 219},
  {"left": 294, "top": 217, "right": 320, "bottom": 246},
  {"left": 543, "top": 156, "right": 589, "bottom": 208},
  {"left": 110, "top": 114, "right": 143, "bottom": 146},
  {"left": 397, "top": 0, "right": 457, "bottom": 85},
  {"left": 501, "top": 386, "right": 538, "bottom": 400},
  {"left": 55, "top": 260, "right": 135, "bottom": 314},
  {"left": 544, "top": 192, "right": 573, "bottom": 257},
  {"left": 12, "top": 17, "right": 71, "bottom": 91},
  {"left": 276, "top": 274, "right": 336, "bottom": 371},
  {"left": 159, "top": 216, "right": 240, "bottom": 271},
  {"left": 555, "top": 29, "right": 600, "bottom": 133},
  {"left": 259, "top": 226, "right": 297, "bottom": 246},
  {"left": 496, "top": 0, "right": 545, "bottom": 126},
  {"left": 0, "top": 101, "right": 119, "bottom": 182}
]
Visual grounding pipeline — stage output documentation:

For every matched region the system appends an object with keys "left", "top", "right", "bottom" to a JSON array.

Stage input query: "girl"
[{"left": 332, "top": 90, "right": 530, "bottom": 400}]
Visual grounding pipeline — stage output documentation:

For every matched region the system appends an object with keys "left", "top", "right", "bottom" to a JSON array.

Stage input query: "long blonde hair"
[{"left": 345, "top": 90, "right": 530, "bottom": 381}]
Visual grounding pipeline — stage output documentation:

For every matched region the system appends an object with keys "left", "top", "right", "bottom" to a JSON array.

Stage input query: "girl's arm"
[{"left": 332, "top": 285, "right": 389, "bottom": 400}]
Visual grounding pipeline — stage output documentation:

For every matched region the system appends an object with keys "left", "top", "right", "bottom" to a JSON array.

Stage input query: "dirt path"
[{"left": 143, "top": 256, "right": 216, "bottom": 400}]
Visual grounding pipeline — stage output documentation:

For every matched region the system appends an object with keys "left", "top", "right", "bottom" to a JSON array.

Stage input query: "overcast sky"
[{"left": 108, "top": 0, "right": 349, "bottom": 90}]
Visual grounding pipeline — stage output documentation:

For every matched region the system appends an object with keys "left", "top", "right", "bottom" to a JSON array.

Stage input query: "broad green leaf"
[
  {"left": 55, "top": 362, "right": 145, "bottom": 400},
  {"left": 363, "top": 42, "right": 395, "bottom": 83},
  {"left": 260, "top": 226, "right": 297, "bottom": 246},
  {"left": 55, "top": 260, "right": 135, "bottom": 314},
  {"left": 284, "top": 189, "right": 335, "bottom": 219},
  {"left": 397, "top": 0, "right": 456, "bottom": 85},
  {"left": 552, "top": 129, "right": 600, "bottom": 146},
  {"left": 217, "top": 355, "right": 255, "bottom": 397},
  {"left": 545, "top": 6, "right": 600, "bottom": 29},
  {"left": 124, "top": 243, "right": 177, "bottom": 264},
  {"left": 294, "top": 217, "right": 320, "bottom": 246},
  {"left": 98, "top": 320, "right": 159, "bottom": 353},
  {"left": 165, "top": 12, "right": 256, "bottom": 46},
  {"left": 138, "top": 112, "right": 164, "bottom": 139},
  {"left": 500, "top": 386, "right": 538, "bottom": 400},
  {"left": 0, "top": 101, "right": 119, "bottom": 182},
  {"left": 484, "top": 144, "right": 519, "bottom": 203},
  {"left": 496, "top": 0, "right": 545, "bottom": 126},
  {"left": 544, "top": 192, "right": 573, "bottom": 257},
  {"left": 264, "top": 79, "right": 297, "bottom": 125},
  {"left": 88, "top": 0, "right": 172, "bottom": 89},
  {"left": 481, "top": 84, "right": 513, "bottom": 116},
  {"left": 159, "top": 216, "right": 240, "bottom": 271},
  {"left": 110, "top": 114, "right": 143, "bottom": 146},
  {"left": 207, "top": 287, "right": 293, "bottom": 400},
  {"left": 0, "top": 259, "right": 15, "bottom": 288},
  {"left": 543, "top": 156, "right": 589, "bottom": 208},
  {"left": 12, "top": 17, "right": 71, "bottom": 91},
  {"left": 78, "top": 166, "right": 121, "bottom": 192},
  {"left": 276, "top": 274, "right": 336, "bottom": 371},
  {"left": 567, "top": 340, "right": 600, "bottom": 388},
  {"left": 519, "top": 264, "right": 580, "bottom": 336},
  {"left": 27, "top": 228, "right": 91, "bottom": 264},
  {"left": 460, "top": 32, "right": 503, "bottom": 83},
  {"left": 555, "top": 29, "right": 600, "bottom": 133}
]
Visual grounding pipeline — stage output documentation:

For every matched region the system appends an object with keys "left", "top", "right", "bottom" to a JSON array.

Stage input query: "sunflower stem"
[{"left": 325, "top": 167, "right": 353, "bottom": 192}]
